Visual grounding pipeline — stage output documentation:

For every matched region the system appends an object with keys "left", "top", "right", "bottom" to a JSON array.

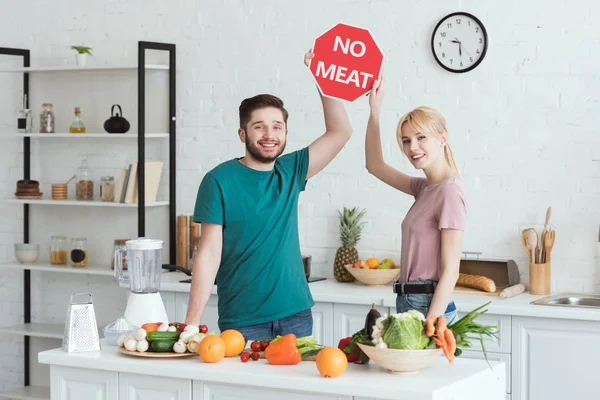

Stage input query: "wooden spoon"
[
  {"left": 520, "top": 230, "right": 530, "bottom": 258},
  {"left": 524, "top": 228, "right": 538, "bottom": 263},
  {"left": 539, "top": 207, "right": 552, "bottom": 262},
  {"left": 544, "top": 229, "right": 555, "bottom": 262}
]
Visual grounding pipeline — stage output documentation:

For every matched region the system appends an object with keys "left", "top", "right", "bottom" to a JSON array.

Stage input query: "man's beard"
[{"left": 245, "top": 140, "right": 286, "bottom": 164}]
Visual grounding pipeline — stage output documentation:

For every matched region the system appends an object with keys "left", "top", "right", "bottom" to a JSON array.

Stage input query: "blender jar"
[{"left": 114, "top": 238, "right": 163, "bottom": 293}]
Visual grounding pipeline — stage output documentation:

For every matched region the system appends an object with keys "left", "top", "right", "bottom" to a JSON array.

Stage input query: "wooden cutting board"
[{"left": 453, "top": 286, "right": 503, "bottom": 296}]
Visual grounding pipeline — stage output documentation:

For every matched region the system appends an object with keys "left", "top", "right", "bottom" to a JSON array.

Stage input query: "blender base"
[{"left": 124, "top": 292, "right": 169, "bottom": 327}]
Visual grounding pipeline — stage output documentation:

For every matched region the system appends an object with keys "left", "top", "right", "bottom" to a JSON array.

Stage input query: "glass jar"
[
  {"left": 17, "top": 109, "right": 32, "bottom": 133},
  {"left": 39, "top": 103, "right": 55, "bottom": 133},
  {"left": 111, "top": 239, "right": 128, "bottom": 270},
  {"left": 70, "top": 237, "right": 88, "bottom": 268},
  {"left": 49, "top": 235, "right": 67, "bottom": 265},
  {"left": 76, "top": 158, "right": 93, "bottom": 200},
  {"left": 100, "top": 176, "right": 115, "bottom": 202}
]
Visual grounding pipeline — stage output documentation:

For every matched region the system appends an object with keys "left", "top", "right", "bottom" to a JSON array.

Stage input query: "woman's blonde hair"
[{"left": 396, "top": 106, "right": 459, "bottom": 176}]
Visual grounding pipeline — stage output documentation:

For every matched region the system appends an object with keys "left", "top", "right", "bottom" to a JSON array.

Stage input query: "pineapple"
[{"left": 333, "top": 206, "right": 366, "bottom": 282}]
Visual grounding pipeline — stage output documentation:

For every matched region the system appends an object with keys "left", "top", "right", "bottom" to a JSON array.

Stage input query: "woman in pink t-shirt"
[{"left": 365, "top": 76, "right": 468, "bottom": 323}]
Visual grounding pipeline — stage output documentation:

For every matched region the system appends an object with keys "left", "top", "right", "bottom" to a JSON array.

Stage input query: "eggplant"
[{"left": 364, "top": 303, "right": 381, "bottom": 337}]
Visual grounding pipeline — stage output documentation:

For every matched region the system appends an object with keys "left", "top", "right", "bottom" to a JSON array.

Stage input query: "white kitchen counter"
[
  {"left": 159, "top": 271, "right": 600, "bottom": 321},
  {"left": 38, "top": 341, "right": 505, "bottom": 400}
]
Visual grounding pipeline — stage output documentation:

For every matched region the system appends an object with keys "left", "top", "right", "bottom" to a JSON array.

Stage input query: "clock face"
[{"left": 431, "top": 12, "right": 488, "bottom": 73}]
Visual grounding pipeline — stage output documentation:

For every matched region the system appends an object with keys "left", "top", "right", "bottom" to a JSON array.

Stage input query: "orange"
[
  {"left": 198, "top": 335, "right": 226, "bottom": 363},
  {"left": 219, "top": 329, "right": 246, "bottom": 357},
  {"left": 366, "top": 257, "right": 380, "bottom": 269},
  {"left": 316, "top": 347, "right": 348, "bottom": 378}
]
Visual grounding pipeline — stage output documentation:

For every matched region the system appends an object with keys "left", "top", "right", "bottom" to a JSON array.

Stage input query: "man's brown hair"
[{"left": 239, "top": 94, "right": 289, "bottom": 131}]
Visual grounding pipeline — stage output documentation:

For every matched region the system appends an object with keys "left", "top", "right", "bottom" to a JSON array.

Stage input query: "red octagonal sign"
[{"left": 309, "top": 23, "right": 384, "bottom": 102}]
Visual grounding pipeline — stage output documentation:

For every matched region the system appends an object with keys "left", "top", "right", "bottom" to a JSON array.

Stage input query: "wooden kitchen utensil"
[
  {"left": 177, "top": 215, "right": 188, "bottom": 269},
  {"left": 544, "top": 229, "right": 555, "bottom": 262},
  {"left": 539, "top": 206, "right": 552, "bottom": 263},
  {"left": 524, "top": 228, "right": 538, "bottom": 263},
  {"left": 189, "top": 218, "right": 201, "bottom": 260}
]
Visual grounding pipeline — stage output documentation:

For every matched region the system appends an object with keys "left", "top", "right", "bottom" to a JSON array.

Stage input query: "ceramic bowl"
[
  {"left": 357, "top": 343, "right": 442, "bottom": 374},
  {"left": 344, "top": 265, "right": 401, "bottom": 286},
  {"left": 14, "top": 243, "right": 40, "bottom": 264}
]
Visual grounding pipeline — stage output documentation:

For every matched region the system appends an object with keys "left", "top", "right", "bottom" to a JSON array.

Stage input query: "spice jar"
[
  {"left": 70, "top": 237, "right": 88, "bottom": 268},
  {"left": 111, "top": 239, "right": 128, "bottom": 270},
  {"left": 40, "top": 103, "right": 55, "bottom": 133},
  {"left": 50, "top": 235, "right": 67, "bottom": 265},
  {"left": 76, "top": 158, "right": 93, "bottom": 200},
  {"left": 100, "top": 176, "right": 115, "bottom": 202}
]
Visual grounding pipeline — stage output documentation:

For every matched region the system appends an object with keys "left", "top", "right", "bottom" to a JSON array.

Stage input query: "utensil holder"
[{"left": 529, "top": 262, "right": 551, "bottom": 295}]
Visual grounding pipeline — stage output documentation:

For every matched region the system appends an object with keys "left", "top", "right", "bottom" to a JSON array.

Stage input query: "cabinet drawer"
[
  {"left": 461, "top": 350, "right": 511, "bottom": 394},
  {"left": 455, "top": 312, "right": 511, "bottom": 353},
  {"left": 120, "top": 373, "right": 191, "bottom": 400},
  {"left": 194, "top": 382, "right": 350, "bottom": 400}
]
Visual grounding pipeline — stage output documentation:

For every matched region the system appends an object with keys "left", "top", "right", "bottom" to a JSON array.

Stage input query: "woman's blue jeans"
[{"left": 396, "top": 280, "right": 458, "bottom": 323}]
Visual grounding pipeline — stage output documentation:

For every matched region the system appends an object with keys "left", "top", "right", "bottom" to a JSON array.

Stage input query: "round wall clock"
[{"left": 431, "top": 12, "right": 488, "bottom": 73}]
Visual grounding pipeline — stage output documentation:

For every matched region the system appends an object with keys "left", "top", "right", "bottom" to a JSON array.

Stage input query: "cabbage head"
[{"left": 381, "top": 311, "right": 430, "bottom": 350}]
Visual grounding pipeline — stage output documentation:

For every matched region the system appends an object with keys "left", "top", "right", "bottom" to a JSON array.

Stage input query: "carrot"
[
  {"left": 435, "top": 316, "right": 447, "bottom": 339},
  {"left": 444, "top": 329, "right": 456, "bottom": 364},
  {"left": 425, "top": 316, "right": 437, "bottom": 337}
]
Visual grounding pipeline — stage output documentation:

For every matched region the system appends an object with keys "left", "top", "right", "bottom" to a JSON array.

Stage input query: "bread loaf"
[{"left": 456, "top": 273, "right": 497, "bottom": 293}]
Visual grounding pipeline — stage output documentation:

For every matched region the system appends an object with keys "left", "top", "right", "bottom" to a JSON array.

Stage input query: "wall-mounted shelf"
[
  {"left": 0, "top": 323, "right": 63, "bottom": 340},
  {"left": 0, "top": 199, "right": 169, "bottom": 207},
  {"left": 1, "top": 133, "right": 169, "bottom": 139},
  {"left": 0, "top": 64, "right": 168, "bottom": 73},
  {"left": 0, "top": 262, "right": 119, "bottom": 276},
  {"left": 0, "top": 385, "right": 49, "bottom": 400}
]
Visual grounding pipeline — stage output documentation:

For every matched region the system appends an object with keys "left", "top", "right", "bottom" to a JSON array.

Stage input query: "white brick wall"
[{"left": 1, "top": 0, "right": 600, "bottom": 391}]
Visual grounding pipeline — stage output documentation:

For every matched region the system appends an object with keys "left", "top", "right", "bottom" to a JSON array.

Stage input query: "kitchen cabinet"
[
  {"left": 461, "top": 350, "right": 511, "bottom": 394},
  {"left": 456, "top": 312, "right": 511, "bottom": 354},
  {"left": 120, "top": 373, "right": 191, "bottom": 400},
  {"left": 311, "top": 302, "right": 334, "bottom": 346},
  {"left": 50, "top": 366, "right": 118, "bottom": 400},
  {"left": 333, "top": 303, "right": 373, "bottom": 341},
  {"left": 193, "top": 382, "right": 351, "bottom": 400},
  {"left": 512, "top": 316, "right": 600, "bottom": 399},
  {"left": 175, "top": 293, "right": 219, "bottom": 333}
]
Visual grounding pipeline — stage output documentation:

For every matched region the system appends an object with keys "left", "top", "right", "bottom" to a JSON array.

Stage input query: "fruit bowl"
[
  {"left": 344, "top": 264, "right": 400, "bottom": 286},
  {"left": 357, "top": 343, "right": 442, "bottom": 374}
]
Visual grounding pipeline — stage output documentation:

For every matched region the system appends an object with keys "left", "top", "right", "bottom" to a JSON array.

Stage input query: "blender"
[{"left": 114, "top": 237, "right": 169, "bottom": 327}]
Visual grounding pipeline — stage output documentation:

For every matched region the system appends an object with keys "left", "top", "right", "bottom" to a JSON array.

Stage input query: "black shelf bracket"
[
  {"left": 138, "top": 41, "right": 177, "bottom": 266},
  {"left": 0, "top": 46, "right": 31, "bottom": 387}
]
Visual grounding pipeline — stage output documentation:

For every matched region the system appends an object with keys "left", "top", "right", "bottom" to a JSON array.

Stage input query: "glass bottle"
[
  {"left": 70, "top": 237, "right": 88, "bottom": 268},
  {"left": 76, "top": 158, "right": 93, "bottom": 200},
  {"left": 49, "top": 235, "right": 67, "bottom": 265},
  {"left": 100, "top": 176, "right": 115, "bottom": 202},
  {"left": 69, "top": 107, "right": 86, "bottom": 134},
  {"left": 40, "top": 103, "right": 55, "bottom": 133}
]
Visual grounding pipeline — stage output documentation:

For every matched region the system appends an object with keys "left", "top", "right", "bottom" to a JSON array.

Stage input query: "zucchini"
[
  {"left": 147, "top": 331, "right": 181, "bottom": 342},
  {"left": 151, "top": 340, "right": 177, "bottom": 352}
]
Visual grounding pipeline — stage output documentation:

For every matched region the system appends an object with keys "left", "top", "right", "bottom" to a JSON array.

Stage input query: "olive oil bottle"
[{"left": 69, "top": 107, "right": 86, "bottom": 134}]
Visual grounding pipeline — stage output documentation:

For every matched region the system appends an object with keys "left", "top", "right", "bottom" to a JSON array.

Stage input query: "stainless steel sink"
[{"left": 531, "top": 293, "right": 600, "bottom": 309}]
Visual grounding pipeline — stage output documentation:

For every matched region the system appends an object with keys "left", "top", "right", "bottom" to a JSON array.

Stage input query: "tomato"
[
  {"left": 240, "top": 351, "right": 250, "bottom": 363},
  {"left": 200, "top": 325, "right": 208, "bottom": 334},
  {"left": 250, "top": 342, "right": 262, "bottom": 352},
  {"left": 251, "top": 352, "right": 260, "bottom": 361},
  {"left": 260, "top": 341, "right": 270, "bottom": 351}
]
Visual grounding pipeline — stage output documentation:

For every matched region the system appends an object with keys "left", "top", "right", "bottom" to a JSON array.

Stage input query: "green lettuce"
[{"left": 381, "top": 311, "right": 431, "bottom": 350}]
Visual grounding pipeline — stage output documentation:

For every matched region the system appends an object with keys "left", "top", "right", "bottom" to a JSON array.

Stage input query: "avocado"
[{"left": 364, "top": 303, "right": 382, "bottom": 338}]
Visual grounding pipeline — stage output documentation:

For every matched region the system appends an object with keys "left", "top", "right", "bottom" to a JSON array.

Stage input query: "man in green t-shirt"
[{"left": 184, "top": 51, "right": 352, "bottom": 340}]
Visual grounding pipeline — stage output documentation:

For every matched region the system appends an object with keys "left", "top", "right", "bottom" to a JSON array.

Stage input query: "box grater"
[{"left": 62, "top": 293, "right": 101, "bottom": 353}]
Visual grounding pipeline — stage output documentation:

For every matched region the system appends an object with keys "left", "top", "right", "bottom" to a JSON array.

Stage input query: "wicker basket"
[{"left": 344, "top": 264, "right": 400, "bottom": 286}]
